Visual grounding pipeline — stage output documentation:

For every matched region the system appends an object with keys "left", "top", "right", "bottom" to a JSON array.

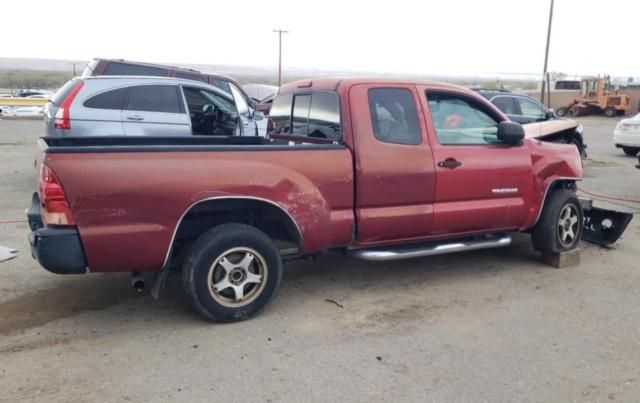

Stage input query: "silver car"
[{"left": 45, "top": 76, "right": 266, "bottom": 137}]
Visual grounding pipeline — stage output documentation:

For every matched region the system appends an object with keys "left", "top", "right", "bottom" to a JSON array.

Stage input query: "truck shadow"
[{"left": 0, "top": 233, "right": 546, "bottom": 336}]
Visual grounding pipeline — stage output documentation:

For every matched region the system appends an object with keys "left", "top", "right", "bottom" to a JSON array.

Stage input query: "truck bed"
[{"left": 38, "top": 136, "right": 355, "bottom": 272}]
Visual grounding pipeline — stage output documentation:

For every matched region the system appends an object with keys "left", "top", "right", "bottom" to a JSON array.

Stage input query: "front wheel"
[
  {"left": 555, "top": 107, "right": 568, "bottom": 117},
  {"left": 604, "top": 107, "right": 617, "bottom": 118},
  {"left": 182, "top": 223, "right": 283, "bottom": 322},
  {"left": 531, "top": 189, "right": 583, "bottom": 253},
  {"left": 622, "top": 147, "right": 640, "bottom": 156}
]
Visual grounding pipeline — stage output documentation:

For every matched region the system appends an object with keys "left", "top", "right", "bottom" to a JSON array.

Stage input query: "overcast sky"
[{"left": 3, "top": 0, "right": 637, "bottom": 78}]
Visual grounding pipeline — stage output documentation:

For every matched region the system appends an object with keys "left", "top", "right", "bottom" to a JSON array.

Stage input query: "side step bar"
[{"left": 348, "top": 234, "right": 512, "bottom": 261}]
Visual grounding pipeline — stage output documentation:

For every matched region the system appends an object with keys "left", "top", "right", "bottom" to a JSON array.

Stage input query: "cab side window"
[
  {"left": 427, "top": 92, "right": 499, "bottom": 145},
  {"left": 368, "top": 88, "right": 421, "bottom": 145},
  {"left": 269, "top": 91, "right": 341, "bottom": 141}
]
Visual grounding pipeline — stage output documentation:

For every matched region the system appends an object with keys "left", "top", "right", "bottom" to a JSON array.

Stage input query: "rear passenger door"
[
  {"left": 122, "top": 85, "right": 191, "bottom": 136},
  {"left": 350, "top": 84, "right": 436, "bottom": 244}
]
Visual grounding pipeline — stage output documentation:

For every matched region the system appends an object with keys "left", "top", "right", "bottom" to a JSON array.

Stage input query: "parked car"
[
  {"left": 29, "top": 78, "right": 585, "bottom": 322},
  {"left": 475, "top": 89, "right": 587, "bottom": 158},
  {"left": 7, "top": 106, "right": 44, "bottom": 117},
  {"left": 83, "top": 58, "right": 255, "bottom": 107},
  {"left": 15, "top": 89, "right": 53, "bottom": 98},
  {"left": 613, "top": 113, "right": 640, "bottom": 156},
  {"left": 45, "top": 76, "right": 266, "bottom": 137}
]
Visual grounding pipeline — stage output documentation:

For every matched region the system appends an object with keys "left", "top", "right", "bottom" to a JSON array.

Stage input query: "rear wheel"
[
  {"left": 604, "top": 107, "right": 617, "bottom": 117},
  {"left": 182, "top": 223, "right": 283, "bottom": 322},
  {"left": 531, "top": 188, "right": 583, "bottom": 253},
  {"left": 622, "top": 147, "right": 640, "bottom": 156},
  {"left": 555, "top": 107, "right": 568, "bottom": 117}
]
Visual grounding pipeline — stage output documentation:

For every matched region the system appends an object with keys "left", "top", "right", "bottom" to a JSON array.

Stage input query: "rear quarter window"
[
  {"left": 103, "top": 62, "right": 167, "bottom": 77},
  {"left": 368, "top": 88, "right": 421, "bottom": 145},
  {"left": 83, "top": 88, "right": 127, "bottom": 110}
]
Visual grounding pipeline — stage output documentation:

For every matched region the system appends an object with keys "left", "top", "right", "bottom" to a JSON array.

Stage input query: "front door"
[{"left": 418, "top": 88, "right": 533, "bottom": 236}]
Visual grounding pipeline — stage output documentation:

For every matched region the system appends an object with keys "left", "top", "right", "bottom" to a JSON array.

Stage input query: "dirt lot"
[{"left": 0, "top": 117, "right": 638, "bottom": 402}]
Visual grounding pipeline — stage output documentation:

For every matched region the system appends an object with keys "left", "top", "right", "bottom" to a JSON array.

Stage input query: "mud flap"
[{"left": 580, "top": 199, "right": 634, "bottom": 246}]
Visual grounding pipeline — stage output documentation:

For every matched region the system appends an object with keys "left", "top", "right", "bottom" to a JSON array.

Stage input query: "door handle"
[
  {"left": 126, "top": 115, "right": 144, "bottom": 121},
  {"left": 437, "top": 158, "right": 462, "bottom": 169}
]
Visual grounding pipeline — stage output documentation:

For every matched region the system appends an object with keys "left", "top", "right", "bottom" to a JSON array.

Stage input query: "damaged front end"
[{"left": 580, "top": 198, "right": 634, "bottom": 246}]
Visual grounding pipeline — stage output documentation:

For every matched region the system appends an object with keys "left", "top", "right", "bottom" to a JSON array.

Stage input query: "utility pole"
[
  {"left": 540, "top": 0, "right": 554, "bottom": 103},
  {"left": 273, "top": 29, "right": 289, "bottom": 87},
  {"left": 72, "top": 63, "right": 77, "bottom": 76}
]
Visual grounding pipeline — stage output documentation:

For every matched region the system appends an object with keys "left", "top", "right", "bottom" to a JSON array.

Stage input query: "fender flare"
[{"left": 161, "top": 196, "right": 304, "bottom": 269}]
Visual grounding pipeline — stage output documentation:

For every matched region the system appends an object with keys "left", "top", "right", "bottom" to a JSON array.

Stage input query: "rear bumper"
[{"left": 27, "top": 192, "right": 87, "bottom": 274}]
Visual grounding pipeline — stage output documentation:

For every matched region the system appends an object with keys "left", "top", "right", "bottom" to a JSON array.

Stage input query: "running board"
[{"left": 348, "top": 234, "right": 512, "bottom": 261}]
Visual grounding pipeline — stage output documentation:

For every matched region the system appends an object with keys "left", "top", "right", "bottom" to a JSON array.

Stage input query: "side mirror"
[
  {"left": 546, "top": 110, "right": 555, "bottom": 119},
  {"left": 497, "top": 121, "right": 525, "bottom": 146},
  {"left": 253, "top": 111, "right": 265, "bottom": 121}
]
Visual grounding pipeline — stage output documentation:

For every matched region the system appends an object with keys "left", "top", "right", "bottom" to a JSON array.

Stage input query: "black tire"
[
  {"left": 567, "top": 108, "right": 579, "bottom": 117},
  {"left": 182, "top": 223, "right": 283, "bottom": 322},
  {"left": 604, "top": 107, "right": 616, "bottom": 118},
  {"left": 555, "top": 107, "right": 568, "bottom": 117},
  {"left": 622, "top": 147, "right": 640, "bottom": 156},
  {"left": 531, "top": 188, "right": 583, "bottom": 253}
]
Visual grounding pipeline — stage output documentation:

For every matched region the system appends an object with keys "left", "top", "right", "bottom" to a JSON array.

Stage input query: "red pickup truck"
[{"left": 28, "top": 78, "right": 584, "bottom": 322}]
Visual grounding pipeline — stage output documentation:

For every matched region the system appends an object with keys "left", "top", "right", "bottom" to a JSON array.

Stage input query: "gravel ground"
[{"left": 0, "top": 117, "right": 638, "bottom": 402}]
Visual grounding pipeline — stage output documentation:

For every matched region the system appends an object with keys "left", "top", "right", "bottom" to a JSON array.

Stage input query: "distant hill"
[{"left": 0, "top": 57, "right": 347, "bottom": 79}]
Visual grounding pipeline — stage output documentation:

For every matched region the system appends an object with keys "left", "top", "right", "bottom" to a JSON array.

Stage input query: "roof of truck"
[{"left": 279, "top": 77, "right": 471, "bottom": 93}]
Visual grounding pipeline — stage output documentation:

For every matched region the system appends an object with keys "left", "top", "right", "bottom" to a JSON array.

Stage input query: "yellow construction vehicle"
[{"left": 556, "top": 76, "right": 630, "bottom": 117}]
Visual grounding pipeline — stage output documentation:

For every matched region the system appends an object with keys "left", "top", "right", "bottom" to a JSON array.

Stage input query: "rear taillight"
[
  {"left": 54, "top": 81, "right": 84, "bottom": 130},
  {"left": 39, "top": 164, "right": 74, "bottom": 225}
]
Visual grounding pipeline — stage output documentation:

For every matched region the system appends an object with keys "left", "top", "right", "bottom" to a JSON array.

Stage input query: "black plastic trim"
[
  {"left": 40, "top": 136, "right": 347, "bottom": 153},
  {"left": 27, "top": 192, "right": 43, "bottom": 231},
  {"left": 28, "top": 226, "right": 87, "bottom": 274}
]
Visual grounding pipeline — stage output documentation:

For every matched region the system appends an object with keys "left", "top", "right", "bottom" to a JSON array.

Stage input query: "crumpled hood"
[{"left": 523, "top": 118, "right": 578, "bottom": 139}]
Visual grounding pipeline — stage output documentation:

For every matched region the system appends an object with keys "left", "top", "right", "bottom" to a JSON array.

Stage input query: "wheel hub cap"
[
  {"left": 558, "top": 204, "right": 580, "bottom": 247},
  {"left": 207, "top": 247, "right": 267, "bottom": 307}
]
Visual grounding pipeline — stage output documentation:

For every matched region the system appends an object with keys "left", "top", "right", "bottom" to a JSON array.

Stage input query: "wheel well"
[
  {"left": 532, "top": 179, "right": 578, "bottom": 228},
  {"left": 165, "top": 198, "right": 303, "bottom": 270}
]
